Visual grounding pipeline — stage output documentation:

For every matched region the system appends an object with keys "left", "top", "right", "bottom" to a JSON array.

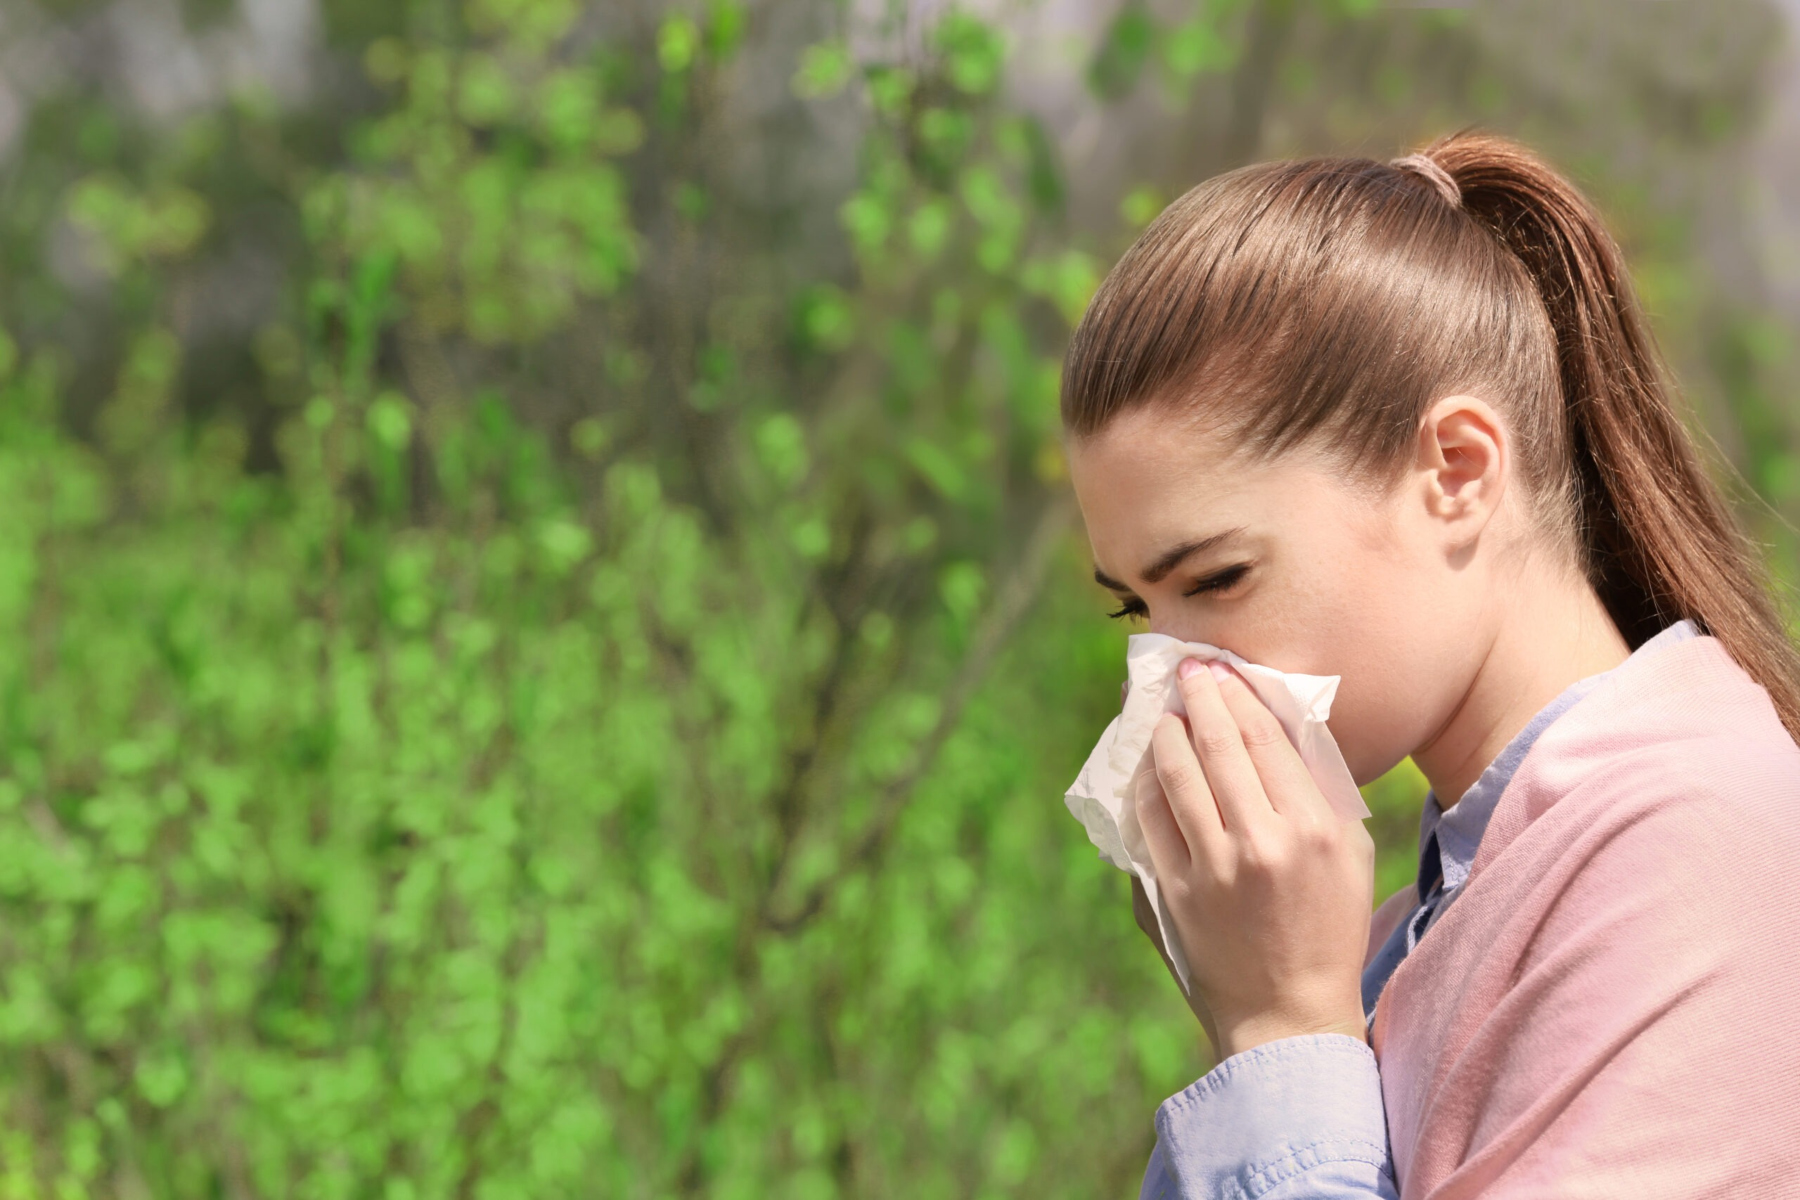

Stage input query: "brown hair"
[{"left": 1062, "top": 130, "right": 1800, "bottom": 741}]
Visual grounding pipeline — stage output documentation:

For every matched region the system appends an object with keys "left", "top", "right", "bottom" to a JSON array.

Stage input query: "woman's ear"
[{"left": 1415, "top": 395, "right": 1508, "bottom": 548}]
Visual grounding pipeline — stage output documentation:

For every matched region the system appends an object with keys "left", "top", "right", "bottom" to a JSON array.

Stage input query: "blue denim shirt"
[{"left": 1136, "top": 620, "right": 1699, "bottom": 1200}]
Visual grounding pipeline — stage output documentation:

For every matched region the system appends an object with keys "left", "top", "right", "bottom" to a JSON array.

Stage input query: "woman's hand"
[{"left": 1135, "top": 657, "right": 1375, "bottom": 1061}]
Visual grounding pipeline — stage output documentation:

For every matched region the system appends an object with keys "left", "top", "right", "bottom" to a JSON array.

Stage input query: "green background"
[{"left": 0, "top": 0, "right": 1795, "bottom": 1195}]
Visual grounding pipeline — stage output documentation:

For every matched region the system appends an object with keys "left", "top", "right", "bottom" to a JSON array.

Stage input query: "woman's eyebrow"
[{"left": 1092, "top": 526, "right": 1247, "bottom": 591}]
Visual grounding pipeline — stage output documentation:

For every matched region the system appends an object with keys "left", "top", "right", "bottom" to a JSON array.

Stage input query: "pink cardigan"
[{"left": 1370, "top": 633, "right": 1800, "bottom": 1197}]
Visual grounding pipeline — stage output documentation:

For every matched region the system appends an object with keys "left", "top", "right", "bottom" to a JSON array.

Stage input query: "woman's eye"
[
  {"left": 1106, "top": 597, "right": 1147, "bottom": 621},
  {"left": 1104, "top": 566, "right": 1248, "bottom": 620},
  {"left": 1183, "top": 564, "right": 1250, "bottom": 597}
]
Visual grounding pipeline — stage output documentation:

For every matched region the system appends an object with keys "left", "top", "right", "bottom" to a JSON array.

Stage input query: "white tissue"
[{"left": 1063, "top": 633, "right": 1369, "bottom": 992}]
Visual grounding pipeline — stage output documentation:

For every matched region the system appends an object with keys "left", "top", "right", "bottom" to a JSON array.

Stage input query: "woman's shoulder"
[
  {"left": 1566, "top": 633, "right": 1791, "bottom": 759},
  {"left": 1479, "top": 633, "right": 1800, "bottom": 875},
  {"left": 1442, "top": 641, "right": 1800, "bottom": 1008},
  {"left": 1385, "top": 640, "right": 1800, "bottom": 1200}
]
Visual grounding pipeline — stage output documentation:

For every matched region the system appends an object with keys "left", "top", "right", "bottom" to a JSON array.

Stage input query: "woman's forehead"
[
  {"left": 1071, "top": 416, "right": 1372, "bottom": 582},
  {"left": 1070, "top": 412, "right": 1292, "bottom": 520}
]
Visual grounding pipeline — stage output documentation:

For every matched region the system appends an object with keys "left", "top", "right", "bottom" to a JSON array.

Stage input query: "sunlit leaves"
[
  {"left": 754, "top": 414, "right": 810, "bottom": 490},
  {"left": 707, "top": 0, "right": 748, "bottom": 61},
  {"left": 325, "top": 17, "right": 647, "bottom": 344},
  {"left": 367, "top": 391, "right": 413, "bottom": 451},
  {"left": 1088, "top": 3, "right": 1156, "bottom": 100},
  {"left": 658, "top": 15, "right": 701, "bottom": 74},
  {"left": 915, "top": 106, "right": 975, "bottom": 175},
  {"left": 469, "top": 0, "right": 582, "bottom": 49},
  {"left": 96, "top": 329, "right": 181, "bottom": 457},
  {"left": 908, "top": 198, "right": 953, "bottom": 259},
  {"left": 64, "top": 176, "right": 210, "bottom": 273},
  {"left": 866, "top": 64, "right": 915, "bottom": 118},
  {"left": 793, "top": 284, "right": 855, "bottom": 354},
  {"left": 536, "top": 516, "right": 593, "bottom": 575},
  {"left": 1163, "top": 14, "right": 1239, "bottom": 80},
  {"left": 1021, "top": 249, "right": 1103, "bottom": 327},
  {"left": 938, "top": 560, "right": 986, "bottom": 624},
  {"left": 0, "top": 0, "right": 1567, "bottom": 1194},
  {"left": 1120, "top": 184, "right": 1166, "bottom": 229},
  {"left": 1090, "top": 3, "right": 1240, "bottom": 100},
  {"left": 134, "top": 1044, "right": 190, "bottom": 1109},
  {"left": 839, "top": 189, "right": 892, "bottom": 257},
  {"left": 793, "top": 42, "right": 854, "bottom": 99},
  {"left": 456, "top": 53, "right": 516, "bottom": 126},
  {"left": 905, "top": 436, "right": 969, "bottom": 503},
  {"left": 934, "top": 13, "right": 1007, "bottom": 96}
]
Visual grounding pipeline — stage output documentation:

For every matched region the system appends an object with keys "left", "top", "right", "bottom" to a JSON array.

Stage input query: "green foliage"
[
  {"left": 0, "top": 2, "right": 1188, "bottom": 1194},
  {"left": 0, "top": 0, "right": 1790, "bottom": 1195},
  {"left": 1089, "top": 3, "right": 1158, "bottom": 100}
]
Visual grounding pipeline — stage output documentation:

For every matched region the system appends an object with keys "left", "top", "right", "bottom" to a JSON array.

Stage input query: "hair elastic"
[{"left": 1390, "top": 153, "right": 1461, "bottom": 209}]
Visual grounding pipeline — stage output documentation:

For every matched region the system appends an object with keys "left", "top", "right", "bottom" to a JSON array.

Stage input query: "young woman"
[{"left": 1062, "top": 132, "right": 1800, "bottom": 1198}]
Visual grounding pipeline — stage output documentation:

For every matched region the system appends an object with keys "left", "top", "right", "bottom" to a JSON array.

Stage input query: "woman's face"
[{"left": 1067, "top": 405, "right": 1492, "bottom": 785}]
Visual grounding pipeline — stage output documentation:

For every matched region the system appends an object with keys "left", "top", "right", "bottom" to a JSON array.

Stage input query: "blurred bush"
[{"left": 0, "top": 0, "right": 1792, "bottom": 1195}]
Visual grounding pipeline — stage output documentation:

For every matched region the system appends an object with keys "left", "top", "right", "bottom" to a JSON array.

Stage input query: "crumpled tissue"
[{"left": 1063, "top": 633, "right": 1369, "bottom": 992}]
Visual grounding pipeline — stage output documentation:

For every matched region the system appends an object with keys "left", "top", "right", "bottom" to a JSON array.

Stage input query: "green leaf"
[
  {"left": 792, "top": 42, "right": 853, "bottom": 99},
  {"left": 537, "top": 516, "right": 593, "bottom": 573},
  {"left": 1163, "top": 16, "right": 1237, "bottom": 80},
  {"left": 1088, "top": 3, "right": 1155, "bottom": 100},
  {"left": 367, "top": 392, "right": 413, "bottom": 450},
  {"left": 840, "top": 191, "right": 892, "bottom": 257},
  {"left": 934, "top": 13, "right": 1006, "bottom": 96},
  {"left": 904, "top": 436, "right": 967, "bottom": 502},
  {"left": 1119, "top": 185, "right": 1165, "bottom": 229},
  {"left": 754, "top": 414, "right": 810, "bottom": 489},
  {"left": 658, "top": 16, "right": 700, "bottom": 73},
  {"left": 456, "top": 53, "right": 516, "bottom": 126},
  {"left": 794, "top": 285, "right": 854, "bottom": 353},
  {"left": 908, "top": 199, "right": 953, "bottom": 259},
  {"left": 938, "top": 560, "right": 985, "bottom": 622},
  {"left": 135, "top": 1046, "right": 190, "bottom": 1108}
]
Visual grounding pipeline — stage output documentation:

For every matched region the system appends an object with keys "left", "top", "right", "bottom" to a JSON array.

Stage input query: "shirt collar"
[{"left": 1416, "top": 619, "right": 1700, "bottom": 899}]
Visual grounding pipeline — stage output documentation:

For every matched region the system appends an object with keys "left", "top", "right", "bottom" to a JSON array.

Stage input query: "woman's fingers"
[
  {"left": 1149, "top": 713, "right": 1226, "bottom": 857},
  {"left": 1133, "top": 756, "right": 1192, "bottom": 879},
  {"left": 1208, "top": 666, "right": 1330, "bottom": 823},
  {"left": 1174, "top": 659, "right": 1273, "bottom": 832}
]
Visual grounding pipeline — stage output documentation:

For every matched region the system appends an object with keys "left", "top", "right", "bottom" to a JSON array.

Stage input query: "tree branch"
[{"left": 762, "top": 494, "right": 1076, "bottom": 934}]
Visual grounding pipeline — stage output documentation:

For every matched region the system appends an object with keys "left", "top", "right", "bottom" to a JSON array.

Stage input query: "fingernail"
[
  {"left": 1177, "top": 657, "right": 1203, "bottom": 680},
  {"left": 1207, "top": 661, "right": 1232, "bottom": 681}
]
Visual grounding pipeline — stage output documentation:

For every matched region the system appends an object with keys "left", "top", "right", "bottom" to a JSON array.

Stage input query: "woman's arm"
[
  {"left": 1140, "top": 1035, "right": 1397, "bottom": 1199},
  {"left": 1128, "top": 659, "right": 1395, "bottom": 1197},
  {"left": 1132, "top": 878, "right": 1399, "bottom": 1200}
]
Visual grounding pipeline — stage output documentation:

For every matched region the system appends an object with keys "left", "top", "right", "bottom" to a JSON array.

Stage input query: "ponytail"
[{"left": 1429, "top": 132, "right": 1800, "bottom": 740}]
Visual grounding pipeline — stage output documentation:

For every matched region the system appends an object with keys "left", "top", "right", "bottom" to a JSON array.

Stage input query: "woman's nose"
[{"left": 1148, "top": 616, "right": 1217, "bottom": 646}]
